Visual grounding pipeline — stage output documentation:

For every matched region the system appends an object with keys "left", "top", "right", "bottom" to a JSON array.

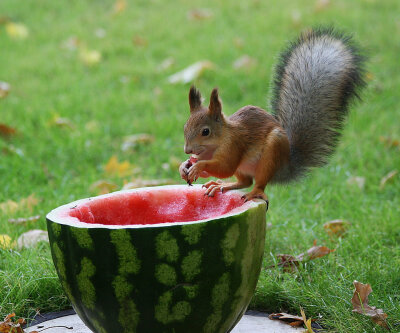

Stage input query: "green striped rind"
[{"left": 47, "top": 199, "right": 266, "bottom": 333}]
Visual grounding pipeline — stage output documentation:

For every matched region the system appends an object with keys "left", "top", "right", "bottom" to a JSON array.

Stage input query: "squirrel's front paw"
[{"left": 187, "top": 162, "right": 204, "bottom": 184}]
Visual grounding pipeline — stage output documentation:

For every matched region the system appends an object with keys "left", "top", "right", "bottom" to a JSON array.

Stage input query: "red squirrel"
[{"left": 179, "top": 28, "right": 365, "bottom": 206}]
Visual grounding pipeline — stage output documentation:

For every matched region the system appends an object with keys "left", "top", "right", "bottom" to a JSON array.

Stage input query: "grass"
[{"left": 0, "top": 0, "right": 399, "bottom": 331}]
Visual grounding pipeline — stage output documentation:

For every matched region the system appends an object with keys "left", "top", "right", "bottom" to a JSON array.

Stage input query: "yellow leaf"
[
  {"left": 80, "top": 49, "right": 102, "bottom": 66},
  {"left": 300, "top": 307, "right": 313, "bottom": 333},
  {"left": 113, "top": 0, "right": 126, "bottom": 15},
  {"left": 104, "top": 156, "right": 134, "bottom": 177},
  {"left": 90, "top": 180, "right": 118, "bottom": 195},
  {"left": 0, "top": 234, "right": 15, "bottom": 249},
  {"left": 48, "top": 114, "right": 75, "bottom": 129},
  {"left": 0, "top": 194, "right": 39, "bottom": 214},
  {"left": 5, "top": 22, "right": 29, "bottom": 40},
  {"left": 379, "top": 170, "right": 398, "bottom": 190}
]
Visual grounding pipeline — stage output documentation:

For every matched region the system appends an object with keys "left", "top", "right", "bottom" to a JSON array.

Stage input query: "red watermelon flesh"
[{"left": 63, "top": 185, "right": 248, "bottom": 226}]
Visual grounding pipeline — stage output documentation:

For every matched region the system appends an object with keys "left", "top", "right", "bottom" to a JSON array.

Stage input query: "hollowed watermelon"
[{"left": 46, "top": 185, "right": 267, "bottom": 333}]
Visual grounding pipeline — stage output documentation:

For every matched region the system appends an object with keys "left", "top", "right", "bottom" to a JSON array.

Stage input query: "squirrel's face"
[{"left": 183, "top": 86, "right": 224, "bottom": 161}]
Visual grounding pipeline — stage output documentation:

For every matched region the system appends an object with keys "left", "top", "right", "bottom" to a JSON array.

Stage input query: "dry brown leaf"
[
  {"left": 122, "top": 179, "right": 175, "bottom": 190},
  {"left": 232, "top": 55, "right": 257, "bottom": 70},
  {"left": 168, "top": 60, "right": 214, "bottom": 84},
  {"left": 297, "top": 245, "right": 335, "bottom": 261},
  {"left": 8, "top": 215, "right": 40, "bottom": 225},
  {"left": 379, "top": 170, "right": 398, "bottom": 190},
  {"left": 268, "top": 312, "right": 303, "bottom": 327},
  {"left": 323, "top": 219, "right": 350, "bottom": 237},
  {"left": 187, "top": 8, "right": 214, "bottom": 21},
  {"left": 0, "top": 81, "right": 11, "bottom": 99},
  {"left": 121, "top": 134, "right": 155, "bottom": 151},
  {"left": 379, "top": 136, "right": 400, "bottom": 148},
  {"left": 275, "top": 254, "right": 300, "bottom": 273},
  {"left": 5, "top": 22, "right": 29, "bottom": 40},
  {"left": 90, "top": 180, "right": 118, "bottom": 195},
  {"left": 0, "top": 313, "right": 25, "bottom": 333},
  {"left": 0, "top": 123, "right": 17, "bottom": 138},
  {"left": 351, "top": 281, "right": 388, "bottom": 329},
  {"left": 347, "top": 176, "right": 366, "bottom": 190},
  {"left": 104, "top": 156, "right": 135, "bottom": 177},
  {"left": 133, "top": 35, "right": 147, "bottom": 47},
  {"left": 17, "top": 229, "right": 49, "bottom": 249}
]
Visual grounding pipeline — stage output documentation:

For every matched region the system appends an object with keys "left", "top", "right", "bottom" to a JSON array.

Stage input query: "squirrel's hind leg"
[{"left": 203, "top": 173, "right": 253, "bottom": 197}]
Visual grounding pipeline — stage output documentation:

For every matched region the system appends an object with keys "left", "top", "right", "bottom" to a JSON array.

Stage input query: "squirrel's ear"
[
  {"left": 208, "top": 88, "right": 222, "bottom": 121},
  {"left": 189, "top": 86, "right": 202, "bottom": 113}
]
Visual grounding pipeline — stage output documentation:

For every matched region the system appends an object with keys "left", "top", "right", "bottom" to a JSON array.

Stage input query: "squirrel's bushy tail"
[{"left": 271, "top": 28, "right": 366, "bottom": 182}]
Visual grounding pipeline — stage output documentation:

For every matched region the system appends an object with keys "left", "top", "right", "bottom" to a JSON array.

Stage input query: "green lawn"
[{"left": 1, "top": 0, "right": 399, "bottom": 331}]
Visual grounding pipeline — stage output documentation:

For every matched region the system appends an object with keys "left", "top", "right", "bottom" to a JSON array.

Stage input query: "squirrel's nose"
[{"left": 184, "top": 144, "right": 192, "bottom": 155}]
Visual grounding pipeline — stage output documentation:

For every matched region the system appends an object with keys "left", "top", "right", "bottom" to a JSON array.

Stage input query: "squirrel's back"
[{"left": 271, "top": 28, "right": 366, "bottom": 183}]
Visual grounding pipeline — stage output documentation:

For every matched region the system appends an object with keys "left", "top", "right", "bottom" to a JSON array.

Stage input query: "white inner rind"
[{"left": 46, "top": 185, "right": 266, "bottom": 229}]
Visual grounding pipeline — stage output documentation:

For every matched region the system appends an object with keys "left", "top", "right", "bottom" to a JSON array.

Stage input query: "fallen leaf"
[
  {"left": 113, "top": 0, "right": 127, "bottom": 15},
  {"left": 104, "top": 156, "right": 135, "bottom": 177},
  {"left": 315, "top": 0, "right": 330, "bottom": 12},
  {"left": 17, "top": 229, "right": 49, "bottom": 249},
  {"left": 351, "top": 281, "right": 388, "bottom": 329},
  {"left": 291, "top": 10, "right": 302, "bottom": 27},
  {"left": 275, "top": 254, "right": 300, "bottom": 273},
  {"left": 94, "top": 28, "right": 106, "bottom": 39},
  {"left": 79, "top": 49, "right": 102, "bottom": 66},
  {"left": 168, "top": 60, "right": 214, "bottom": 84},
  {"left": 300, "top": 307, "right": 313, "bottom": 332},
  {"left": 5, "top": 22, "right": 29, "bottom": 40},
  {"left": 0, "top": 235, "right": 14, "bottom": 250},
  {"left": 2, "top": 144, "right": 24, "bottom": 157},
  {"left": 0, "top": 81, "right": 11, "bottom": 98},
  {"left": 48, "top": 114, "right": 75, "bottom": 130},
  {"left": 61, "top": 36, "right": 81, "bottom": 51},
  {"left": 365, "top": 72, "right": 374, "bottom": 81},
  {"left": 272, "top": 242, "right": 335, "bottom": 272},
  {"left": 379, "top": 136, "right": 400, "bottom": 148},
  {"left": 0, "top": 313, "right": 25, "bottom": 333},
  {"left": 0, "top": 123, "right": 17, "bottom": 138},
  {"left": 132, "top": 35, "right": 147, "bottom": 47},
  {"left": 8, "top": 215, "right": 40, "bottom": 225},
  {"left": 379, "top": 170, "right": 398, "bottom": 190},
  {"left": 122, "top": 179, "right": 175, "bottom": 190},
  {"left": 233, "top": 37, "right": 244, "bottom": 49},
  {"left": 297, "top": 245, "right": 336, "bottom": 261},
  {"left": 347, "top": 176, "right": 366, "bottom": 190},
  {"left": 90, "top": 180, "right": 118, "bottom": 195},
  {"left": 187, "top": 8, "right": 214, "bottom": 21},
  {"left": 157, "top": 57, "right": 175, "bottom": 72},
  {"left": 232, "top": 55, "right": 257, "bottom": 70},
  {"left": 121, "top": 133, "right": 155, "bottom": 152},
  {"left": 323, "top": 219, "right": 350, "bottom": 237},
  {"left": 0, "top": 194, "right": 39, "bottom": 214},
  {"left": 268, "top": 312, "right": 303, "bottom": 327}
]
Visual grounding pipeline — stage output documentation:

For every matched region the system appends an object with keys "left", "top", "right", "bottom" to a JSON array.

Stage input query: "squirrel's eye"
[{"left": 202, "top": 128, "right": 210, "bottom": 136}]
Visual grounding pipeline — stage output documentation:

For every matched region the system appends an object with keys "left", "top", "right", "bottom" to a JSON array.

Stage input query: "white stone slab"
[{"left": 26, "top": 312, "right": 303, "bottom": 332}]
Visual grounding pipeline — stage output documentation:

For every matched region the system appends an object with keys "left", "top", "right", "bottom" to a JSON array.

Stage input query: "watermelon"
[{"left": 46, "top": 185, "right": 267, "bottom": 333}]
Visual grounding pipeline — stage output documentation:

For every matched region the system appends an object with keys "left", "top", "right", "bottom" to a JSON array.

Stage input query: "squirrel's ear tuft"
[
  {"left": 208, "top": 88, "right": 222, "bottom": 121},
  {"left": 189, "top": 86, "right": 202, "bottom": 113}
]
